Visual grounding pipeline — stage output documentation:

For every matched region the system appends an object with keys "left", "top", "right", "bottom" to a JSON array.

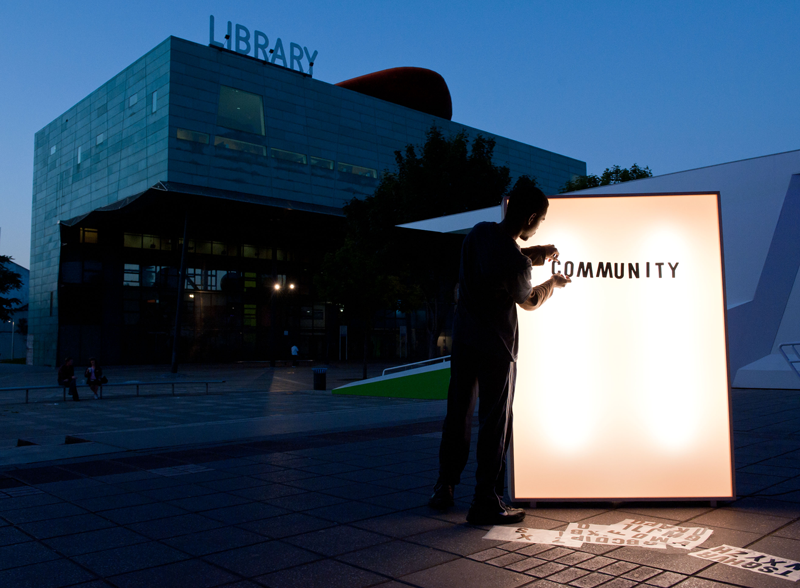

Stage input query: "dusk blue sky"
[{"left": 1, "top": 0, "right": 798, "bottom": 269}]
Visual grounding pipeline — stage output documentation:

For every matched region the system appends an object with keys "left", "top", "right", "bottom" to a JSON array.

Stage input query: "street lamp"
[{"left": 270, "top": 281, "right": 297, "bottom": 366}]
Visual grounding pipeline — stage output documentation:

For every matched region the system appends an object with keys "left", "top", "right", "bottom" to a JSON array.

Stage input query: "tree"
[
  {"left": 317, "top": 126, "right": 514, "bottom": 376},
  {"left": 561, "top": 164, "right": 653, "bottom": 193},
  {"left": 0, "top": 255, "right": 22, "bottom": 322}
]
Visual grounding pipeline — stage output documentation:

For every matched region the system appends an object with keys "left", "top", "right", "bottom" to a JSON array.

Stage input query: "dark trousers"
[
  {"left": 60, "top": 378, "right": 79, "bottom": 400},
  {"left": 437, "top": 341, "right": 516, "bottom": 505}
]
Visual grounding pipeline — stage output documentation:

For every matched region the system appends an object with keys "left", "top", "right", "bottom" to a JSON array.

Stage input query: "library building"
[{"left": 29, "top": 24, "right": 585, "bottom": 366}]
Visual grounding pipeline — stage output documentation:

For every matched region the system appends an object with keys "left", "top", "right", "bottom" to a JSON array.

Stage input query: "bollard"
[{"left": 312, "top": 367, "right": 327, "bottom": 391}]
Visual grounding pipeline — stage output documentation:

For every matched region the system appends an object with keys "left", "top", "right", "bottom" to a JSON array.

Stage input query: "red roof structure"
[{"left": 336, "top": 67, "right": 453, "bottom": 120}]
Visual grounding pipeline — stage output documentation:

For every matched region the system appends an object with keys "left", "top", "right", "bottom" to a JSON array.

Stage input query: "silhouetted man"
[{"left": 430, "top": 177, "right": 570, "bottom": 525}]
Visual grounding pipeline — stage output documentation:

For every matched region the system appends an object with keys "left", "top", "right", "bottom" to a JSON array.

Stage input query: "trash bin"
[{"left": 312, "top": 367, "right": 327, "bottom": 390}]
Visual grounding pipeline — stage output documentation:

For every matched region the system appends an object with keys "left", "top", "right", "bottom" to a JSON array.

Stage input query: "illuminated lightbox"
[{"left": 510, "top": 193, "right": 733, "bottom": 501}]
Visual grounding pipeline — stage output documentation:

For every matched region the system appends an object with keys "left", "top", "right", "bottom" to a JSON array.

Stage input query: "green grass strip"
[{"left": 333, "top": 367, "right": 450, "bottom": 400}]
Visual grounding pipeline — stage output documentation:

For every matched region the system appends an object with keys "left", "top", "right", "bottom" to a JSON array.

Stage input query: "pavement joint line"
[{"left": 147, "top": 464, "right": 213, "bottom": 477}]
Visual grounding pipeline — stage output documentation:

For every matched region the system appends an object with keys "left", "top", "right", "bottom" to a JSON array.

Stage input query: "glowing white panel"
[{"left": 510, "top": 193, "right": 733, "bottom": 500}]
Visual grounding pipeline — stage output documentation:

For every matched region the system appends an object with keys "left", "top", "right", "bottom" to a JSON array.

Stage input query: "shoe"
[
  {"left": 94, "top": 393, "right": 99, "bottom": 400},
  {"left": 466, "top": 500, "right": 525, "bottom": 525},
  {"left": 428, "top": 483, "right": 455, "bottom": 510}
]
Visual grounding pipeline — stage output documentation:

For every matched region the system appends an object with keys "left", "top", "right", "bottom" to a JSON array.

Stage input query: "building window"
[
  {"left": 194, "top": 240, "right": 212, "bottom": 255},
  {"left": 82, "top": 261, "right": 102, "bottom": 284},
  {"left": 214, "top": 136, "right": 266, "bottom": 156},
  {"left": 123, "top": 264, "right": 140, "bottom": 287},
  {"left": 217, "top": 86, "right": 265, "bottom": 135},
  {"left": 244, "top": 304, "right": 257, "bottom": 327},
  {"left": 80, "top": 228, "right": 98, "bottom": 244},
  {"left": 50, "top": 146, "right": 56, "bottom": 155},
  {"left": 185, "top": 268, "right": 202, "bottom": 290},
  {"left": 143, "top": 235, "right": 161, "bottom": 250},
  {"left": 96, "top": 133, "right": 104, "bottom": 146},
  {"left": 244, "top": 272, "right": 257, "bottom": 293},
  {"left": 310, "top": 156, "right": 334, "bottom": 170},
  {"left": 124, "top": 233, "right": 143, "bottom": 248},
  {"left": 242, "top": 245, "right": 272, "bottom": 260},
  {"left": 338, "top": 162, "right": 377, "bottom": 179},
  {"left": 142, "top": 266, "right": 159, "bottom": 288},
  {"left": 270, "top": 148, "right": 307, "bottom": 165},
  {"left": 177, "top": 129, "right": 209, "bottom": 144},
  {"left": 211, "top": 242, "right": 238, "bottom": 257}
]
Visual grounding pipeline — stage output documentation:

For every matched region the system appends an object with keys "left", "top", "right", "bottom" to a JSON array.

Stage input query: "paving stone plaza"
[{"left": 1, "top": 363, "right": 800, "bottom": 587}]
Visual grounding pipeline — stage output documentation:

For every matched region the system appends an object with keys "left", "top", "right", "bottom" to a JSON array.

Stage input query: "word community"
[
  {"left": 551, "top": 260, "right": 679, "bottom": 279},
  {"left": 209, "top": 16, "right": 319, "bottom": 76}
]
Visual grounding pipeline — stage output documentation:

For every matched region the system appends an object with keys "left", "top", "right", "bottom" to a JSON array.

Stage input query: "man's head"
[
  {"left": 64, "top": 357, "right": 73, "bottom": 366},
  {"left": 505, "top": 176, "right": 549, "bottom": 240}
]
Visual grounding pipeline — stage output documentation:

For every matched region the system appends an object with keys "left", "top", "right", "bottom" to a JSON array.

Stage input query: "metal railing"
[
  {"left": 779, "top": 342, "right": 800, "bottom": 380},
  {"left": 0, "top": 380, "right": 226, "bottom": 404},
  {"left": 383, "top": 355, "right": 451, "bottom": 377}
]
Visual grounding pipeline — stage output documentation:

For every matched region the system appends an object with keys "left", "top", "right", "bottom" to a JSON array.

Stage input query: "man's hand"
[
  {"left": 520, "top": 245, "right": 559, "bottom": 265},
  {"left": 542, "top": 245, "right": 559, "bottom": 262},
  {"left": 551, "top": 272, "right": 571, "bottom": 288}
]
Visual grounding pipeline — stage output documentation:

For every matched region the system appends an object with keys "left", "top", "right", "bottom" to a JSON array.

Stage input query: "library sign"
[
  {"left": 209, "top": 15, "right": 319, "bottom": 76},
  {"left": 509, "top": 193, "right": 734, "bottom": 502}
]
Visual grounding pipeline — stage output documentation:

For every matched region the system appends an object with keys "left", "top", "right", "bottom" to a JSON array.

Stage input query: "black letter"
[
  {"left": 577, "top": 262, "right": 593, "bottom": 278},
  {"left": 614, "top": 263, "right": 624, "bottom": 279},
  {"left": 646, "top": 262, "right": 650, "bottom": 278},
  {"left": 629, "top": 263, "right": 639, "bottom": 279},
  {"left": 668, "top": 262, "right": 679, "bottom": 278},
  {"left": 656, "top": 262, "right": 664, "bottom": 278},
  {"left": 564, "top": 261, "right": 574, "bottom": 277},
  {"left": 597, "top": 262, "right": 612, "bottom": 278}
]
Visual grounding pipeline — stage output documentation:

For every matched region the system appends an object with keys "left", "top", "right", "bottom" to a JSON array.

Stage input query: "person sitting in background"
[
  {"left": 58, "top": 357, "right": 79, "bottom": 402},
  {"left": 85, "top": 357, "right": 104, "bottom": 400}
]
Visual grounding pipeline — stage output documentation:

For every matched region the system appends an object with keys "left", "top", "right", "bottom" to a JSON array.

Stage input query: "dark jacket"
[
  {"left": 57, "top": 363, "right": 74, "bottom": 383},
  {"left": 85, "top": 365, "right": 104, "bottom": 384}
]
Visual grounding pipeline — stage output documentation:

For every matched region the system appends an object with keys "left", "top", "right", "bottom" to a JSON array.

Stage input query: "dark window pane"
[
  {"left": 270, "top": 148, "right": 307, "bottom": 165},
  {"left": 310, "top": 156, "right": 334, "bottom": 170},
  {"left": 338, "top": 162, "right": 377, "bottom": 179},
  {"left": 61, "top": 262, "right": 82, "bottom": 284},
  {"left": 217, "top": 86, "right": 265, "bottom": 135}
]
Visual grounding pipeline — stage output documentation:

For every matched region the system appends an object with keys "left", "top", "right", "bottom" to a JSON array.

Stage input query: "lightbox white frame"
[{"left": 508, "top": 192, "right": 735, "bottom": 502}]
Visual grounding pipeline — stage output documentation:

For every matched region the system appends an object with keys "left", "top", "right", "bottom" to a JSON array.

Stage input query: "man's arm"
[
  {"left": 521, "top": 245, "right": 559, "bottom": 266},
  {"left": 519, "top": 273, "right": 570, "bottom": 311}
]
